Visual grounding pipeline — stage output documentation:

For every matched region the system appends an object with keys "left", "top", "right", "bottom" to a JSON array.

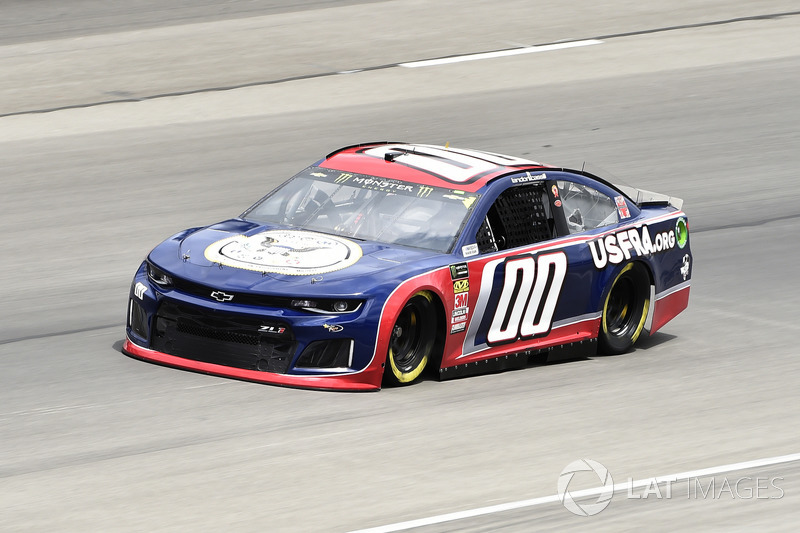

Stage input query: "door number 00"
[{"left": 487, "top": 252, "right": 567, "bottom": 344}]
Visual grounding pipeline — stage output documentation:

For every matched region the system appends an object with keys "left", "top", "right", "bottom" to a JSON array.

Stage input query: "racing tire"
[
  {"left": 384, "top": 291, "right": 436, "bottom": 386},
  {"left": 599, "top": 263, "right": 651, "bottom": 355}
]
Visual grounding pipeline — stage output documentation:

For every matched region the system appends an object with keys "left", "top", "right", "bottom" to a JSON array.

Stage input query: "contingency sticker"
[
  {"left": 462, "top": 243, "right": 479, "bottom": 257},
  {"left": 449, "top": 263, "right": 469, "bottom": 280},
  {"left": 204, "top": 230, "right": 362, "bottom": 275}
]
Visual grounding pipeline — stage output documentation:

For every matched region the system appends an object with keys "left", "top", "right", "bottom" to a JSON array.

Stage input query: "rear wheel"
[
  {"left": 599, "top": 263, "right": 650, "bottom": 354},
  {"left": 384, "top": 291, "right": 436, "bottom": 385}
]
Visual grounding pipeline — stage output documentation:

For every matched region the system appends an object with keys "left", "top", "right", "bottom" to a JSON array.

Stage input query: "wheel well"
[
  {"left": 636, "top": 260, "right": 656, "bottom": 330},
  {"left": 639, "top": 259, "right": 655, "bottom": 287},
  {"left": 597, "top": 260, "right": 654, "bottom": 325},
  {"left": 607, "top": 260, "right": 654, "bottom": 295}
]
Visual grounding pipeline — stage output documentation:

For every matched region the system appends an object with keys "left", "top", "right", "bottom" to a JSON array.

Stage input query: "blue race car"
[{"left": 124, "top": 142, "right": 691, "bottom": 390}]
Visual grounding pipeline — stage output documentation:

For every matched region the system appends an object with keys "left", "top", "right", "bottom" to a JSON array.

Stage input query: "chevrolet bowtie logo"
[{"left": 210, "top": 290, "right": 234, "bottom": 302}]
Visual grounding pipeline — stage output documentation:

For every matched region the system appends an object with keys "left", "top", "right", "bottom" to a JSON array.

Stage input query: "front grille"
[
  {"left": 152, "top": 300, "right": 297, "bottom": 374},
  {"left": 176, "top": 321, "right": 259, "bottom": 345}
]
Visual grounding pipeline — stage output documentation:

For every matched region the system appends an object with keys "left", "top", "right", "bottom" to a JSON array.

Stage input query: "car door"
[
  {"left": 460, "top": 174, "right": 625, "bottom": 362},
  {"left": 460, "top": 180, "right": 568, "bottom": 358}
]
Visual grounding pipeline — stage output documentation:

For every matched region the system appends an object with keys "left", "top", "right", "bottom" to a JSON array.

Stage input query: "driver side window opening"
[
  {"left": 556, "top": 180, "right": 618, "bottom": 234},
  {"left": 476, "top": 182, "right": 553, "bottom": 254}
]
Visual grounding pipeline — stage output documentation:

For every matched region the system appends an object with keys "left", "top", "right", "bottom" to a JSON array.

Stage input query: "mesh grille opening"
[
  {"left": 129, "top": 299, "right": 149, "bottom": 339},
  {"left": 296, "top": 339, "right": 353, "bottom": 369},
  {"left": 176, "top": 321, "right": 259, "bottom": 345},
  {"left": 152, "top": 300, "right": 297, "bottom": 374}
]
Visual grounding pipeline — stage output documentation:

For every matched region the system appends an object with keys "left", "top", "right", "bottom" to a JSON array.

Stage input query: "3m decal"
[
  {"left": 454, "top": 292, "right": 468, "bottom": 309},
  {"left": 450, "top": 263, "right": 469, "bottom": 280},
  {"left": 134, "top": 282, "right": 147, "bottom": 300},
  {"left": 676, "top": 217, "right": 689, "bottom": 248},
  {"left": 485, "top": 252, "right": 568, "bottom": 345},
  {"left": 589, "top": 225, "right": 675, "bottom": 269},
  {"left": 453, "top": 279, "right": 470, "bottom": 294}
]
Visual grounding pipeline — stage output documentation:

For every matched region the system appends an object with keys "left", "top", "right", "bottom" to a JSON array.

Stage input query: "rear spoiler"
[{"left": 614, "top": 184, "right": 684, "bottom": 211}]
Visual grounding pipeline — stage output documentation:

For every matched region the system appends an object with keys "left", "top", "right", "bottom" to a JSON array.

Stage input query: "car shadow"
[
  {"left": 526, "top": 330, "right": 679, "bottom": 368},
  {"left": 633, "top": 331, "right": 678, "bottom": 350}
]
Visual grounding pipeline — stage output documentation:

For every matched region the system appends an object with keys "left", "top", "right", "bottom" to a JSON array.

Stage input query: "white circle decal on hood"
[{"left": 204, "top": 230, "right": 362, "bottom": 275}]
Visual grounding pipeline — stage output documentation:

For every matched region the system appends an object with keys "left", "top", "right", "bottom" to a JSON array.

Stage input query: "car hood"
[{"left": 148, "top": 219, "right": 443, "bottom": 296}]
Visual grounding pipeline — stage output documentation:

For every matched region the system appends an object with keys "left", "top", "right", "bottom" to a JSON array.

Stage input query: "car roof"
[{"left": 317, "top": 142, "right": 549, "bottom": 193}]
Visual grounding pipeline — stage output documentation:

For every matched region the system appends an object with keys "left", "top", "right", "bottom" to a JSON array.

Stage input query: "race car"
[{"left": 123, "top": 142, "right": 691, "bottom": 391}]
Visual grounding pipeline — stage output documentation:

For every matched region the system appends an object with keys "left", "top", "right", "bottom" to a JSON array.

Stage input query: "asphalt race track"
[{"left": 1, "top": 2, "right": 799, "bottom": 531}]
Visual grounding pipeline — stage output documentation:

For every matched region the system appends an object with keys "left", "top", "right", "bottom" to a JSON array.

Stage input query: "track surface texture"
[{"left": 1, "top": 1, "right": 799, "bottom": 531}]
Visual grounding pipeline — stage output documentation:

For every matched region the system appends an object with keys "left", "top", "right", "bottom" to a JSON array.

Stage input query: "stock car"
[{"left": 123, "top": 142, "right": 691, "bottom": 391}]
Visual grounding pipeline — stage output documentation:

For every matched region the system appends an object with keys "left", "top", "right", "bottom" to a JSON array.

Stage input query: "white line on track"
[
  {"left": 399, "top": 39, "right": 602, "bottom": 68},
  {"left": 348, "top": 452, "right": 800, "bottom": 533}
]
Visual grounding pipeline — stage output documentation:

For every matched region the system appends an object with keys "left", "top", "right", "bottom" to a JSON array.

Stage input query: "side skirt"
[{"left": 438, "top": 339, "right": 597, "bottom": 381}]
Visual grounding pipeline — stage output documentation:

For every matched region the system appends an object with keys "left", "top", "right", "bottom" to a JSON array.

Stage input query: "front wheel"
[
  {"left": 599, "top": 263, "right": 651, "bottom": 355},
  {"left": 384, "top": 291, "right": 436, "bottom": 386}
]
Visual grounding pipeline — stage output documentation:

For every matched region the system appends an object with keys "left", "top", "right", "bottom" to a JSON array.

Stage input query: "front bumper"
[
  {"left": 124, "top": 263, "right": 384, "bottom": 391},
  {"left": 123, "top": 337, "right": 381, "bottom": 391}
]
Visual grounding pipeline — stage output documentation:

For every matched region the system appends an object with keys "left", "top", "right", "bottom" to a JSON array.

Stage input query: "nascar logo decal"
[{"left": 204, "top": 230, "right": 362, "bottom": 275}]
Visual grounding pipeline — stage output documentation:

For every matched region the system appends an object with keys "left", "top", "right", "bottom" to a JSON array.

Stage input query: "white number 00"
[{"left": 487, "top": 252, "right": 567, "bottom": 344}]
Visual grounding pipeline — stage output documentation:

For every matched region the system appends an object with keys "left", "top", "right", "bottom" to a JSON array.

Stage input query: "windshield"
[{"left": 243, "top": 167, "right": 479, "bottom": 253}]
